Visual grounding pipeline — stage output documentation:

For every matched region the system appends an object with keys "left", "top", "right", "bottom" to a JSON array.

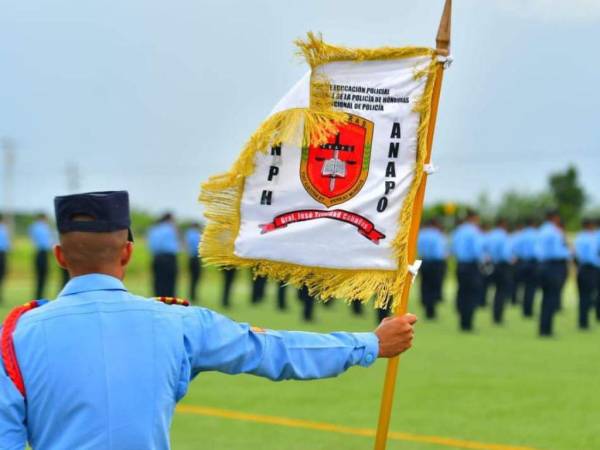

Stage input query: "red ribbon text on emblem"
[{"left": 259, "top": 209, "right": 386, "bottom": 244}]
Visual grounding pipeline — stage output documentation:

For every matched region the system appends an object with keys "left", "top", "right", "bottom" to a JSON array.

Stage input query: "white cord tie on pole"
[
  {"left": 423, "top": 163, "right": 437, "bottom": 175},
  {"left": 408, "top": 260, "right": 422, "bottom": 284},
  {"left": 437, "top": 54, "right": 453, "bottom": 69}
]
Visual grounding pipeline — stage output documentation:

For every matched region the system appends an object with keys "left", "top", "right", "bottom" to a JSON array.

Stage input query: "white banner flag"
[{"left": 200, "top": 34, "right": 441, "bottom": 307}]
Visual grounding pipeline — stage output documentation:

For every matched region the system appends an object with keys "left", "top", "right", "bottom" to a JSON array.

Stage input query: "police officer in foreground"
[
  {"left": 574, "top": 218, "right": 599, "bottom": 329},
  {"left": 0, "top": 191, "right": 416, "bottom": 449},
  {"left": 537, "top": 210, "right": 570, "bottom": 337},
  {"left": 451, "top": 209, "right": 484, "bottom": 331}
]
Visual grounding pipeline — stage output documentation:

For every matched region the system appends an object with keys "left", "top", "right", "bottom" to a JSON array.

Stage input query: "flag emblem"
[{"left": 300, "top": 114, "right": 374, "bottom": 207}]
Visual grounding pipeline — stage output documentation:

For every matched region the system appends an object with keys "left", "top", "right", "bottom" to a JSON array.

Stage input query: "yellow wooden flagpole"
[{"left": 373, "top": 1, "right": 452, "bottom": 449}]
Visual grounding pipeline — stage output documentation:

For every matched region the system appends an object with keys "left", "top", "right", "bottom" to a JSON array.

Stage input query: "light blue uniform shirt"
[
  {"left": 512, "top": 227, "right": 538, "bottom": 260},
  {"left": 0, "top": 224, "right": 10, "bottom": 251},
  {"left": 536, "top": 222, "right": 570, "bottom": 261},
  {"left": 28, "top": 221, "right": 53, "bottom": 251},
  {"left": 147, "top": 222, "right": 179, "bottom": 255},
  {"left": 184, "top": 228, "right": 201, "bottom": 256},
  {"left": 487, "top": 228, "right": 513, "bottom": 263},
  {"left": 574, "top": 230, "right": 600, "bottom": 267},
  {"left": 451, "top": 222, "right": 484, "bottom": 263},
  {"left": 0, "top": 274, "right": 378, "bottom": 450},
  {"left": 417, "top": 227, "right": 447, "bottom": 260}
]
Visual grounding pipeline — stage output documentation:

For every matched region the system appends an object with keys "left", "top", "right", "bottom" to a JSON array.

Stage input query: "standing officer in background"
[
  {"left": 221, "top": 268, "right": 237, "bottom": 308},
  {"left": 0, "top": 190, "right": 417, "bottom": 450},
  {"left": 251, "top": 275, "right": 268, "bottom": 305},
  {"left": 596, "top": 218, "right": 600, "bottom": 322},
  {"left": 478, "top": 222, "right": 494, "bottom": 308},
  {"left": 451, "top": 209, "right": 484, "bottom": 331},
  {"left": 417, "top": 218, "right": 447, "bottom": 319},
  {"left": 299, "top": 285, "right": 316, "bottom": 322},
  {"left": 487, "top": 218, "right": 513, "bottom": 324},
  {"left": 574, "top": 218, "right": 599, "bottom": 329},
  {"left": 28, "top": 213, "right": 54, "bottom": 299},
  {"left": 537, "top": 210, "right": 570, "bottom": 337},
  {"left": 147, "top": 213, "right": 180, "bottom": 297},
  {"left": 184, "top": 222, "right": 202, "bottom": 303},
  {"left": 276, "top": 280, "right": 288, "bottom": 310},
  {"left": 513, "top": 219, "right": 539, "bottom": 317},
  {"left": 0, "top": 213, "right": 9, "bottom": 303}
]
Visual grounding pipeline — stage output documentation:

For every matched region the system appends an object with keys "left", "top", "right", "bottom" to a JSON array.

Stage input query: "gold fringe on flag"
[{"left": 199, "top": 34, "right": 439, "bottom": 310}]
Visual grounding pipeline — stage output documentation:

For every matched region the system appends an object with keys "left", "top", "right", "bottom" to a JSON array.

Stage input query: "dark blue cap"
[{"left": 54, "top": 191, "right": 133, "bottom": 241}]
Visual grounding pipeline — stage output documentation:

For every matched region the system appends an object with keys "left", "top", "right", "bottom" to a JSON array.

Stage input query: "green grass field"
[{"left": 1, "top": 239, "right": 598, "bottom": 450}]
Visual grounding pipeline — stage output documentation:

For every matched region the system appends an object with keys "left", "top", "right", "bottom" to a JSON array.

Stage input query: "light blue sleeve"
[
  {"left": 183, "top": 307, "right": 379, "bottom": 381},
  {"left": 504, "top": 236, "right": 514, "bottom": 262},
  {"left": 0, "top": 330, "right": 27, "bottom": 450},
  {"left": 147, "top": 227, "right": 159, "bottom": 254},
  {"left": 440, "top": 234, "right": 449, "bottom": 259},
  {"left": 0, "top": 225, "right": 9, "bottom": 251},
  {"left": 167, "top": 225, "right": 180, "bottom": 253},
  {"left": 473, "top": 230, "right": 485, "bottom": 261},
  {"left": 552, "top": 230, "right": 571, "bottom": 259}
]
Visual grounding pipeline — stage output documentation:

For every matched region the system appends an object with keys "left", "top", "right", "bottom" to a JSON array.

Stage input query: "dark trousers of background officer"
[
  {"left": 351, "top": 300, "right": 363, "bottom": 315},
  {"left": 188, "top": 256, "right": 202, "bottom": 303},
  {"left": 456, "top": 262, "right": 481, "bottom": 331},
  {"left": 376, "top": 305, "right": 391, "bottom": 323},
  {"left": 420, "top": 260, "right": 445, "bottom": 319},
  {"left": 479, "top": 264, "right": 493, "bottom": 308},
  {"left": 34, "top": 250, "right": 49, "bottom": 299},
  {"left": 221, "top": 268, "right": 236, "bottom": 308},
  {"left": 251, "top": 275, "right": 267, "bottom": 304},
  {"left": 277, "top": 281, "right": 287, "bottom": 310},
  {"left": 515, "top": 259, "right": 538, "bottom": 317},
  {"left": 596, "top": 268, "right": 600, "bottom": 322},
  {"left": 0, "top": 251, "right": 6, "bottom": 303},
  {"left": 152, "top": 253, "right": 177, "bottom": 297},
  {"left": 492, "top": 262, "right": 512, "bottom": 324},
  {"left": 539, "top": 260, "right": 567, "bottom": 336},
  {"left": 298, "top": 286, "right": 315, "bottom": 321},
  {"left": 577, "top": 264, "right": 598, "bottom": 329}
]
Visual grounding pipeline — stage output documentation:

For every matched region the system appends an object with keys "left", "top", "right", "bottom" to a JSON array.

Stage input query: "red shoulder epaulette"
[
  {"left": 154, "top": 296, "right": 190, "bottom": 307},
  {"left": 1, "top": 300, "right": 48, "bottom": 396}
]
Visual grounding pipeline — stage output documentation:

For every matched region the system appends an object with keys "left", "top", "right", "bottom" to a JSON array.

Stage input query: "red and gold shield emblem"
[{"left": 300, "top": 114, "right": 374, "bottom": 207}]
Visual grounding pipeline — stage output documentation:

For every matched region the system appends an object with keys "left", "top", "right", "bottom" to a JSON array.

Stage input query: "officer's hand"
[{"left": 374, "top": 314, "right": 417, "bottom": 358}]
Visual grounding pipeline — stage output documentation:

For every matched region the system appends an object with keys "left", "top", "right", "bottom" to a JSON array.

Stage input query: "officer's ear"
[
  {"left": 53, "top": 244, "right": 67, "bottom": 269},
  {"left": 120, "top": 241, "right": 134, "bottom": 267}
]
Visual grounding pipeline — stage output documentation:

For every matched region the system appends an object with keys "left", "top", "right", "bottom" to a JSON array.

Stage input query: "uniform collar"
[{"left": 58, "top": 273, "right": 127, "bottom": 297}]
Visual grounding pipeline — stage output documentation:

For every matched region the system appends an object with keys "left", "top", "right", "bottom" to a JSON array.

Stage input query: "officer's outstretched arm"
[
  {"left": 0, "top": 353, "right": 27, "bottom": 449},
  {"left": 183, "top": 308, "right": 380, "bottom": 381}
]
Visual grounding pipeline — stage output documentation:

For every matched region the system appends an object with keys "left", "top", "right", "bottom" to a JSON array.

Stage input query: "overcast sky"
[{"left": 1, "top": 0, "right": 599, "bottom": 218}]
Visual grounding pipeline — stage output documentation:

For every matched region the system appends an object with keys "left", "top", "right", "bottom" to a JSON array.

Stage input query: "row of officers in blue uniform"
[
  {"left": 0, "top": 212, "right": 203, "bottom": 304},
  {"left": 0, "top": 212, "right": 320, "bottom": 320},
  {"left": 417, "top": 209, "right": 600, "bottom": 336},
  {"left": 2, "top": 209, "right": 599, "bottom": 336}
]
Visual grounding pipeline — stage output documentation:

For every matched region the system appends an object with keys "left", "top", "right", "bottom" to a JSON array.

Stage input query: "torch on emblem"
[{"left": 300, "top": 114, "right": 374, "bottom": 207}]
